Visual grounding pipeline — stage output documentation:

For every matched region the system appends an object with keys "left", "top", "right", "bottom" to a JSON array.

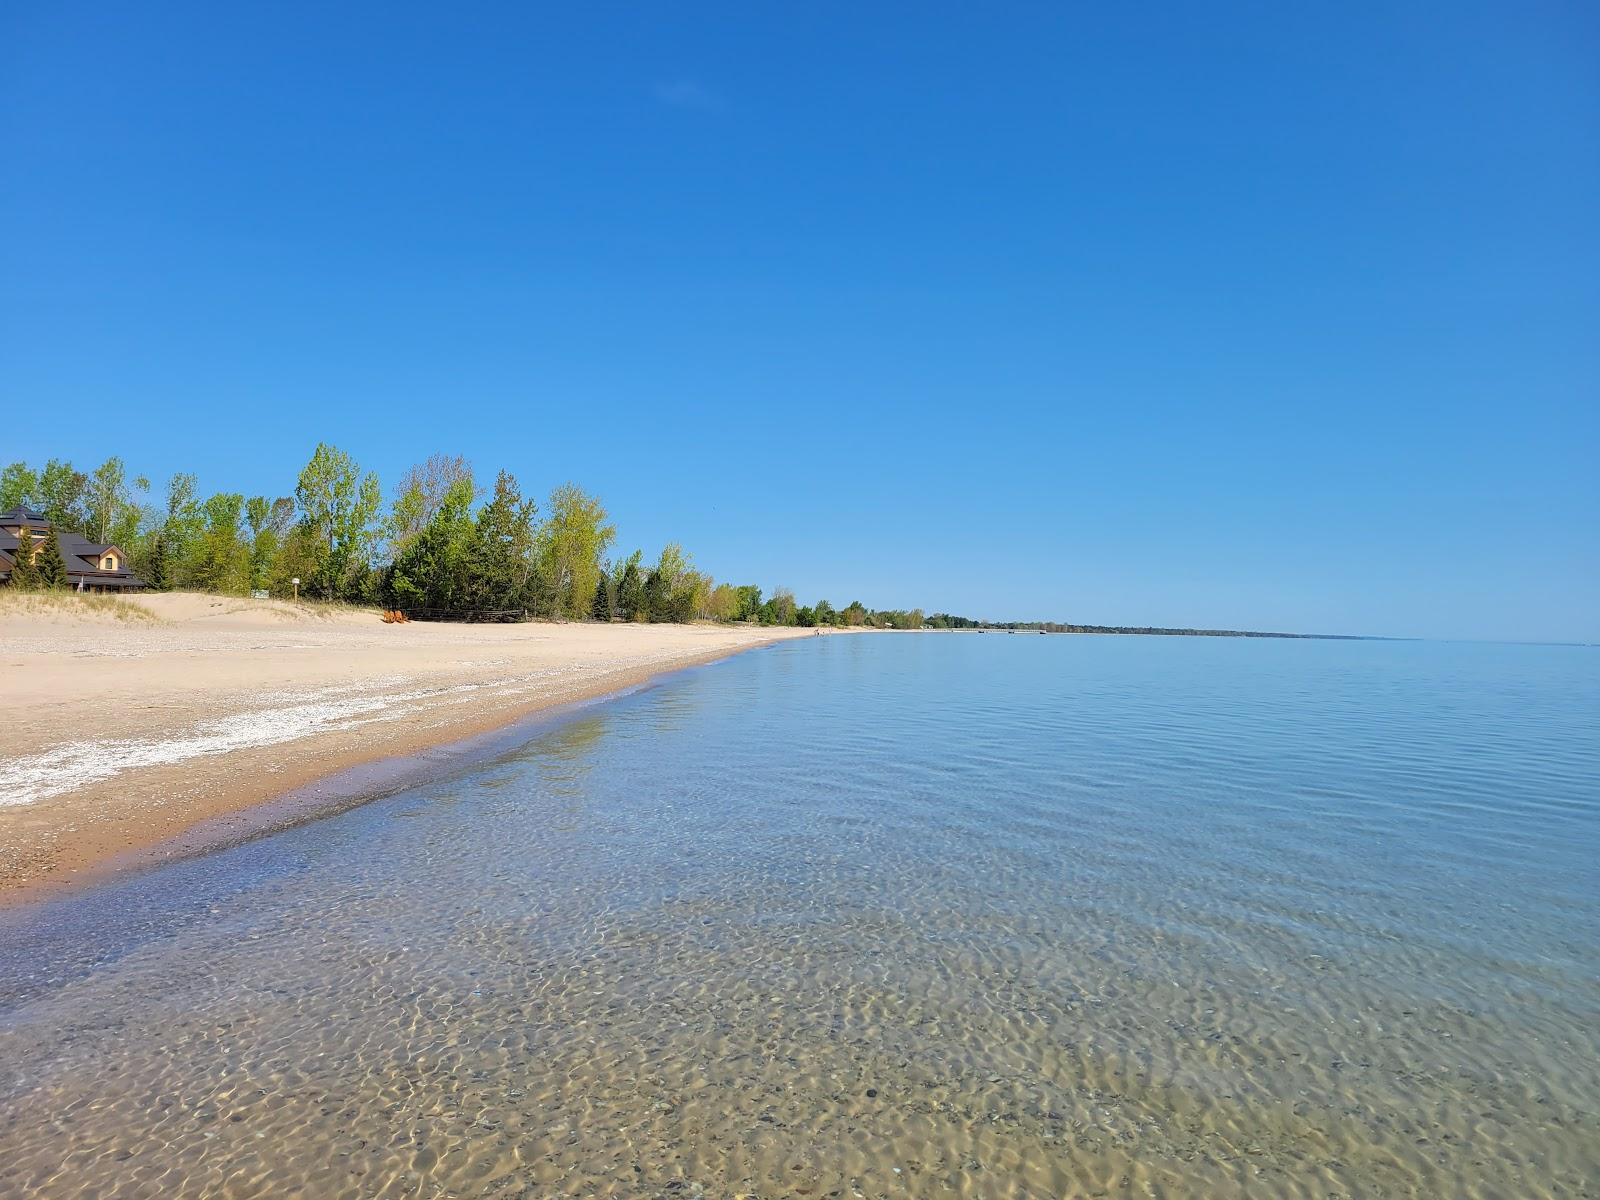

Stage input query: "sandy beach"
[{"left": 0, "top": 592, "right": 815, "bottom": 903}]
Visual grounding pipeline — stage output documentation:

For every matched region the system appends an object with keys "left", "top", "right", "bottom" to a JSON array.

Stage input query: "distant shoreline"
[{"left": 923, "top": 623, "right": 1408, "bottom": 640}]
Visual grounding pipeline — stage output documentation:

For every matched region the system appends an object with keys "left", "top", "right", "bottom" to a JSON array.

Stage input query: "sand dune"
[
  {"left": 132, "top": 591, "right": 379, "bottom": 625},
  {"left": 0, "top": 592, "right": 816, "bottom": 900}
]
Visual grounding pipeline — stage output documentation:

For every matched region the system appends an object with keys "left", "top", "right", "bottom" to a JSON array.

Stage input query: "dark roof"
[
  {"left": 0, "top": 505, "right": 50, "bottom": 527},
  {"left": 0, "top": 515, "right": 147, "bottom": 589}
]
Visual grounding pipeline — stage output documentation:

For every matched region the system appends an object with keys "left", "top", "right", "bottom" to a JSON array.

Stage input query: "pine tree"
[
  {"left": 36, "top": 530, "right": 70, "bottom": 589},
  {"left": 8, "top": 529, "right": 40, "bottom": 589},
  {"left": 146, "top": 536, "right": 170, "bottom": 591},
  {"left": 615, "top": 553, "right": 644, "bottom": 621},
  {"left": 591, "top": 571, "right": 615, "bottom": 621}
]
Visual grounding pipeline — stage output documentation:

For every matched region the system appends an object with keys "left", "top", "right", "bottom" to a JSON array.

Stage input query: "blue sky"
[{"left": 3, "top": 3, "right": 1596, "bottom": 640}]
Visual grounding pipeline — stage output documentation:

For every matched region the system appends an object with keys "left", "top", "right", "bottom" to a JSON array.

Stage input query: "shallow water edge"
[{"left": 0, "top": 636, "right": 803, "bottom": 911}]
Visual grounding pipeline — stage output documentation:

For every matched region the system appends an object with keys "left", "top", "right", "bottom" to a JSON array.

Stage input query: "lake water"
[{"left": 1, "top": 634, "right": 1597, "bottom": 1199}]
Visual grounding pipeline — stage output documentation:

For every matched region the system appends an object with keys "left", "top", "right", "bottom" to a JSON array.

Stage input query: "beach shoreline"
[{"left": 0, "top": 592, "right": 819, "bottom": 907}]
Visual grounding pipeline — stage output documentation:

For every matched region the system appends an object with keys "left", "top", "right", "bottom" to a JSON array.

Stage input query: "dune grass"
[
  {"left": 207, "top": 595, "right": 379, "bottom": 621},
  {"left": 0, "top": 588, "right": 164, "bottom": 623}
]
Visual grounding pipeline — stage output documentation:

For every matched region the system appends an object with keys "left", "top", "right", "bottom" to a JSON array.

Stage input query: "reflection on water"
[
  {"left": 529, "top": 713, "right": 609, "bottom": 804},
  {"left": 1, "top": 636, "right": 1597, "bottom": 1198}
]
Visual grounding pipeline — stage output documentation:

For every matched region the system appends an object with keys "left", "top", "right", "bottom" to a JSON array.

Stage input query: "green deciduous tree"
[
  {"left": 159, "top": 473, "right": 204, "bottom": 572},
  {"left": 734, "top": 585, "right": 763, "bottom": 622},
  {"left": 268, "top": 524, "right": 319, "bottom": 599},
  {"left": 536, "top": 483, "right": 616, "bottom": 620},
  {"left": 1, "top": 462, "right": 39, "bottom": 510},
  {"left": 244, "top": 496, "right": 295, "bottom": 589},
  {"left": 37, "top": 459, "right": 88, "bottom": 532},
  {"left": 641, "top": 543, "right": 706, "bottom": 623},
  {"left": 388, "top": 453, "right": 474, "bottom": 559},
  {"left": 705, "top": 582, "right": 739, "bottom": 622},
  {"left": 187, "top": 493, "right": 250, "bottom": 593},
  {"left": 757, "top": 587, "right": 797, "bottom": 626},
  {"left": 84, "top": 457, "right": 147, "bottom": 547},
  {"left": 295, "top": 443, "right": 381, "bottom": 600}
]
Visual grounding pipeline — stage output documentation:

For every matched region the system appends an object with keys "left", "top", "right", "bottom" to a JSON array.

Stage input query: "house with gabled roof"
[{"left": 0, "top": 506, "right": 147, "bottom": 592}]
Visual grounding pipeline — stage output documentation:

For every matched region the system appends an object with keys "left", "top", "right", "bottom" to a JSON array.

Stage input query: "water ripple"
[{"left": 1, "top": 635, "right": 1596, "bottom": 1198}]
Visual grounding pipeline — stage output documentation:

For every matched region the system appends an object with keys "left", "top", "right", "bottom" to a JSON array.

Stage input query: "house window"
[{"left": 102, "top": 554, "right": 118, "bottom": 571}]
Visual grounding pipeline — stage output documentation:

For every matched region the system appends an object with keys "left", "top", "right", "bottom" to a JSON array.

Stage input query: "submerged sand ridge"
[{"left": 0, "top": 592, "right": 814, "bottom": 898}]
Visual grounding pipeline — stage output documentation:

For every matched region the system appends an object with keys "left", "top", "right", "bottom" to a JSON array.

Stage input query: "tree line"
[
  {"left": 1, "top": 448, "right": 925, "bottom": 628},
  {"left": 922, "top": 613, "right": 1367, "bottom": 639}
]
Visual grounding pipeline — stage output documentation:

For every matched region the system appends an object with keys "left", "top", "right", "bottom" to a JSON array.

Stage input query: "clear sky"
[{"left": 3, "top": 3, "right": 1596, "bottom": 641}]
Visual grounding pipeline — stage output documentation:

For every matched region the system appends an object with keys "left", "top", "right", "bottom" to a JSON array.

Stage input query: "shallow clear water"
[{"left": 2, "top": 635, "right": 1597, "bottom": 1199}]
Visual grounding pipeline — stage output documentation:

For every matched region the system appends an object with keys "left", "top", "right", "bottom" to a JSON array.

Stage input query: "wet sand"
[{"left": 0, "top": 592, "right": 815, "bottom": 903}]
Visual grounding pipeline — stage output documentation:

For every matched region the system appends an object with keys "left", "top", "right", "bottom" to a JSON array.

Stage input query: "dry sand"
[{"left": 0, "top": 591, "right": 817, "bottom": 903}]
